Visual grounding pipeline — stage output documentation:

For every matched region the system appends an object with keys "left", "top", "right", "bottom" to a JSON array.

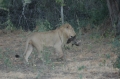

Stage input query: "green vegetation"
[
  {"left": 78, "top": 65, "right": 86, "bottom": 71},
  {"left": 35, "top": 20, "right": 53, "bottom": 32},
  {"left": 112, "top": 37, "right": 120, "bottom": 74},
  {"left": 79, "top": 74, "right": 83, "bottom": 79},
  {"left": 0, "top": 0, "right": 108, "bottom": 32}
]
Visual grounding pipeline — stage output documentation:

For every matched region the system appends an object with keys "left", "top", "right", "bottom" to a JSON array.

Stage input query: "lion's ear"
[{"left": 66, "top": 25, "right": 70, "bottom": 29}]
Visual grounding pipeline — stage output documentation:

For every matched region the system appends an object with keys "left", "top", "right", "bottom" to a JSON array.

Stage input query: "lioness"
[{"left": 22, "top": 23, "right": 76, "bottom": 63}]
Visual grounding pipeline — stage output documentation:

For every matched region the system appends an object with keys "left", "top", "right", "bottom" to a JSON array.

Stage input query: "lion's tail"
[
  {"left": 15, "top": 39, "right": 30, "bottom": 58},
  {"left": 15, "top": 54, "right": 20, "bottom": 58}
]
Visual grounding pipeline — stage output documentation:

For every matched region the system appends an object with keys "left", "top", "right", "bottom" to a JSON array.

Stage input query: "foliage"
[
  {"left": 112, "top": 37, "right": 120, "bottom": 70},
  {"left": 114, "top": 55, "right": 120, "bottom": 69},
  {"left": 36, "top": 20, "right": 53, "bottom": 32},
  {"left": 5, "top": 18, "right": 15, "bottom": 31},
  {"left": 78, "top": 65, "right": 86, "bottom": 71},
  {"left": 24, "top": 0, "right": 31, "bottom": 4},
  {"left": 0, "top": 0, "right": 108, "bottom": 31},
  {"left": 56, "top": 0, "right": 64, "bottom": 6},
  {"left": 0, "top": 0, "right": 10, "bottom": 9},
  {"left": 87, "top": 0, "right": 108, "bottom": 24}
]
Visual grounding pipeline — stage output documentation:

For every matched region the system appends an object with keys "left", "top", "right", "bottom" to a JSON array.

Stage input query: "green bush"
[
  {"left": 112, "top": 37, "right": 120, "bottom": 73},
  {"left": 87, "top": 0, "right": 108, "bottom": 24},
  {"left": 36, "top": 20, "right": 53, "bottom": 32},
  {"left": 0, "top": 0, "right": 109, "bottom": 31}
]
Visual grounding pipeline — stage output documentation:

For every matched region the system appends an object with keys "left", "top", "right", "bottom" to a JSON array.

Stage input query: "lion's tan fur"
[{"left": 24, "top": 23, "right": 76, "bottom": 63}]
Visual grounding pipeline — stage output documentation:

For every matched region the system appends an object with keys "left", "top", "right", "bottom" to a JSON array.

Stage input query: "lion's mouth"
[{"left": 67, "top": 36, "right": 76, "bottom": 44}]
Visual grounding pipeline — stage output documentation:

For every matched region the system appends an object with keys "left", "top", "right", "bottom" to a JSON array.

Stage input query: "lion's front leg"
[{"left": 54, "top": 46, "right": 64, "bottom": 60}]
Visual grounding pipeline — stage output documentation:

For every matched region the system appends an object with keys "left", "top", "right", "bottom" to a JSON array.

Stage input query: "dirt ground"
[{"left": 0, "top": 31, "right": 119, "bottom": 79}]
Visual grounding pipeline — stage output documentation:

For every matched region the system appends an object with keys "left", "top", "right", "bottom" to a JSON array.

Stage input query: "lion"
[{"left": 16, "top": 23, "right": 76, "bottom": 63}]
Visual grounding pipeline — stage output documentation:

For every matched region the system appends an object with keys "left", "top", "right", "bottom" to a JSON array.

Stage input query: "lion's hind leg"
[{"left": 24, "top": 44, "right": 33, "bottom": 63}]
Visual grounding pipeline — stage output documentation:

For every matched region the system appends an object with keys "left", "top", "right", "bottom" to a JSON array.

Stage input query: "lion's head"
[{"left": 59, "top": 23, "right": 76, "bottom": 43}]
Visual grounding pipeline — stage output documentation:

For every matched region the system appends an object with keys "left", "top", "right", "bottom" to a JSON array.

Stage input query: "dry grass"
[{"left": 0, "top": 31, "right": 119, "bottom": 79}]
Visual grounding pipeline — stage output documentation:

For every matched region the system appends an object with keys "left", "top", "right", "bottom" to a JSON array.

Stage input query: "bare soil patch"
[{"left": 0, "top": 31, "right": 119, "bottom": 79}]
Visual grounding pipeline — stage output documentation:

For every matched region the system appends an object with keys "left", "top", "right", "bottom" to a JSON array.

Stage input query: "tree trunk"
[
  {"left": 61, "top": 0, "right": 64, "bottom": 24},
  {"left": 61, "top": 5, "right": 64, "bottom": 24},
  {"left": 106, "top": 0, "right": 120, "bottom": 35}
]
